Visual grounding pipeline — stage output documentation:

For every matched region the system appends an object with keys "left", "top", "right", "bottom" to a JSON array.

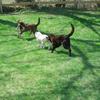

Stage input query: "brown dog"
[
  {"left": 17, "top": 18, "right": 40, "bottom": 38},
  {"left": 48, "top": 24, "right": 74, "bottom": 56}
]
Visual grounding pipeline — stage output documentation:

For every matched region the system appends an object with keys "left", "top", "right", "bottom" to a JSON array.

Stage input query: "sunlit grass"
[{"left": 0, "top": 8, "right": 100, "bottom": 100}]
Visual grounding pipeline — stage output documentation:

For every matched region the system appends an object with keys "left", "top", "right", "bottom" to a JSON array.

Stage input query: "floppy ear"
[
  {"left": 17, "top": 20, "right": 21, "bottom": 24},
  {"left": 16, "top": 20, "right": 21, "bottom": 29}
]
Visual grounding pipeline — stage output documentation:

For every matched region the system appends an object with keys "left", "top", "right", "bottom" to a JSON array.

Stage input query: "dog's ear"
[{"left": 17, "top": 20, "right": 21, "bottom": 23}]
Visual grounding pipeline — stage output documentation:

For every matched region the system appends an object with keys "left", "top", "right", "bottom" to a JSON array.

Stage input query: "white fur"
[{"left": 35, "top": 32, "right": 48, "bottom": 48}]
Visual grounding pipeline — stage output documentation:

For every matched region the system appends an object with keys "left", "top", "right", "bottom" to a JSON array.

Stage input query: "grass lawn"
[{"left": 0, "top": 8, "right": 100, "bottom": 100}]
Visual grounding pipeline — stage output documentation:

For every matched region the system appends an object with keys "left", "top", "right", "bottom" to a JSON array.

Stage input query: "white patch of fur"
[{"left": 35, "top": 32, "right": 48, "bottom": 48}]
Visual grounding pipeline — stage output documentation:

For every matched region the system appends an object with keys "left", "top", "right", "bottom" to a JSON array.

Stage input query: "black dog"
[
  {"left": 17, "top": 18, "right": 40, "bottom": 38},
  {"left": 48, "top": 24, "right": 75, "bottom": 56}
]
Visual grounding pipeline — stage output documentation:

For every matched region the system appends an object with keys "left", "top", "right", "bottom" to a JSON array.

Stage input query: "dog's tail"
[
  {"left": 66, "top": 24, "right": 74, "bottom": 38},
  {"left": 35, "top": 17, "right": 40, "bottom": 26}
]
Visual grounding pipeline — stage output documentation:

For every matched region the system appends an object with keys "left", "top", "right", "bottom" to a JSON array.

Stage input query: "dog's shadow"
[
  {"left": 25, "top": 37, "right": 35, "bottom": 41},
  {"left": 56, "top": 50, "right": 78, "bottom": 57}
]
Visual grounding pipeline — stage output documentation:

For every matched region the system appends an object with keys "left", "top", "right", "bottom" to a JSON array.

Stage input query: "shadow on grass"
[
  {"left": 0, "top": 38, "right": 99, "bottom": 99},
  {"left": 0, "top": 36, "right": 35, "bottom": 45},
  {"left": 0, "top": 34, "right": 17, "bottom": 37},
  {"left": 0, "top": 39, "right": 18, "bottom": 45},
  {"left": 54, "top": 38, "right": 99, "bottom": 99},
  {"left": 0, "top": 8, "right": 99, "bottom": 99},
  {"left": 0, "top": 19, "right": 17, "bottom": 27},
  {"left": 0, "top": 48, "right": 40, "bottom": 60},
  {"left": 34, "top": 7, "right": 100, "bottom": 37},
  {"left": 72, "top": 38, "right": 100, "bottom": 52},
  {"left": 60, "top": 46, "right": 99, "bottom": 99},
  {"left": 25, "top": 37, "right": 35, "bottom": 41}
]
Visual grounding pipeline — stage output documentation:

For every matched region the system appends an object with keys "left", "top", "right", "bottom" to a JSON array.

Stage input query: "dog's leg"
[
  {"left": 30, "top": 31, "right": 35, "bottom": 38},
  {"left": 68, "top": 48, "right": 71, "bottom": 56},
  {"left": 36, "top": 40, "right": 41, "bottom": 48},
  {"left": 18, "top": 32, "right": 21, "bottom": 38},
  {"left": 18, "top": 31, "right": 23, "bottom": 38},
  {"left": 17, "top": 26, "right": 21, "bottom": 38},
  {"left": 48, "top": 46, "right": 52, "bottom": 50},
  {"left": 40, "top": 41, "right": 44, "bottom": 48},
  {"left": 42, "top": 41, "right": 45, "bottom": 48},
  {"left": 51, "top": 46, "right": 56, "bottom": 53},
  {"left": 16, "top": 26, "right": 20, "bottom": 33},
  {"left": 39, "top": 41, "right": 42, "bottom": 48},
  {"left": 48, "top": 42, "right": 52, "bottom": 50},
  {"left": 33, "top": 33, "right": 35, "bottom": 38},
  {"left": 43, "top": 43, "right": 46, "bottom": 48},
  {"left": 18, "top": 28, "right": 24, "bottom": 38}
]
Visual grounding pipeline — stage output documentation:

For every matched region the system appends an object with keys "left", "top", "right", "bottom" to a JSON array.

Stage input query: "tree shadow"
[
  {"left": 67, "top": 14, "right": 100, "bottom": 36},
  {"left": 0, "top": 34, "right": 17, "bottom": 38},
  {"left": 67, "top": 10, "right": 100, "bottom": 19},
  {"left": 50, "top": 38, "right": 99, "bottom": 99},
  {"left": 0, "top": 38, "right": 99, "bottom": 99},
  {"left": 0, "top": 48, "right": 41, "bottom": 61},
  {"left": 56, "top": 50, "right": 78, "bottom": 57},
  {"left": 72, "top": 38, "right": 100, "bottom": 52},
  {"left": 0, "top": 39, "right": 18, "bottom": 45},
  {"left": 60, "top": 44, "right": 98, "bottom": 99},
  {"left": 0, "top": 8, "right": 99, "bottom": 99},
  {"left": 34, "top": 7, "right": 100, "bottom": 37},
  {"left": 0, "top": 19, "right": 17, "bottom": 27}
]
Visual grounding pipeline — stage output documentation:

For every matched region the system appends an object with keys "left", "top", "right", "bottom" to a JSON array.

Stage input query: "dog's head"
[
  {"left": 17, "top": 20, "right": 26, "bottom": 27},
  {"left": 47, "top": 34, "right": 56, "bottom": 42},
  {"left": 48, "top": 34, "right": 66, "bottom": 44}
]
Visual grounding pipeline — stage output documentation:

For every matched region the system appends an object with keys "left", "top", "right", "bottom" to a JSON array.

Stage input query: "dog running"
[
  {"left": 35, "top": 31, "right": 48, "bottom": 48},
  {"left": 17, "top": 18, "right": 40, "bottom": 38},
  {"left": 48, "top": 24, "right": 75, "bottom": 56}
]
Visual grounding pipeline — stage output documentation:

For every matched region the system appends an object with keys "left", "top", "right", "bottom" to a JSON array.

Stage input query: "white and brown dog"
[
  {"left": 17, "top": 18, "right": 40, "bottom": 38},
  {"left": 35, "top": 31, "right": 48, "bottom": 48}
]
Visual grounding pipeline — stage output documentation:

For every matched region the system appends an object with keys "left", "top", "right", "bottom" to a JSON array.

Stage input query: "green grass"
[{"left": 0, "top": 8, "right": 100, "bottom": 100}]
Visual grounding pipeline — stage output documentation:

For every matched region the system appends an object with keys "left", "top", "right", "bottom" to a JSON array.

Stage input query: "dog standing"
[
  {"left": 17, "top": 18, "right": 40, "bottom": 38},
  {"left": 35, "top": 31, "right": 48, "bottom": 48},
  {"left": 48, "top": 24, "right": 75, "bottom": 56}
]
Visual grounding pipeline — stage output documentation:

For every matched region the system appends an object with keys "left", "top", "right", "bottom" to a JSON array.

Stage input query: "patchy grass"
[{"left": 0, "top": 8, "right": 100, "bottom": 100}]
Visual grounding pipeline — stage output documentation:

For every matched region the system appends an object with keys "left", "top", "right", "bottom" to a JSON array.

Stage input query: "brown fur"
[
  {"left": 17, "top": 18, "right": 40, "bottom": 38},
  {"left": 48, "top": 24, "right": 75, "bottom": 56}
]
